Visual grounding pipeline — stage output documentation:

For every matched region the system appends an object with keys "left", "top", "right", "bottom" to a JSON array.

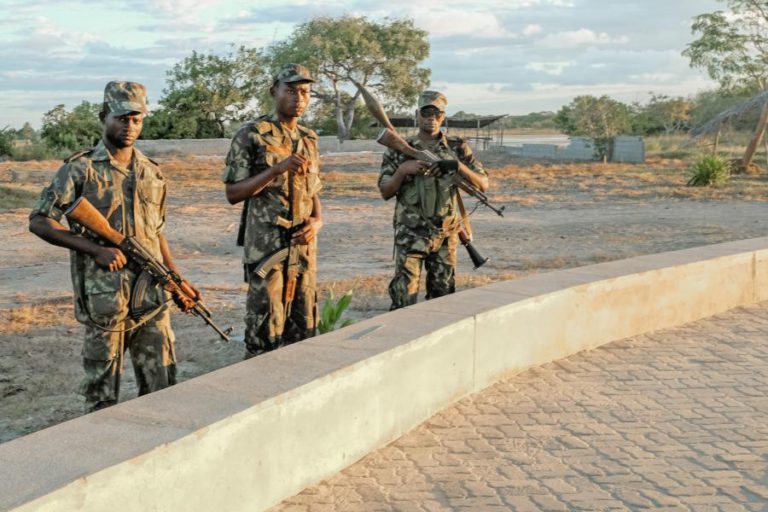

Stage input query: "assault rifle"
[
  {"left": 353, "top": 80, "right": 505, "bottom": 218},
  {"left": 65, "top": 197, "right": 233, "bottom": 342},
  {"left": 247, "top": 140, "right": 305, "bottom": 317}
]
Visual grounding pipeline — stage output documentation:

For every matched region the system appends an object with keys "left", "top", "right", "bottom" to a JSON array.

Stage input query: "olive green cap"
[
  {"left": 103, "top": 81, "right": 148, "bottom": 115},
  {"left": 273, "top": 63, "right": 315, "bottom": 84},
  {"left": 418, "top": 90, "right": 447, "bottom": 111}
]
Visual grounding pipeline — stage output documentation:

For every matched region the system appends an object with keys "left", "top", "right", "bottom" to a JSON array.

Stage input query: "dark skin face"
[
  {"left": 417, "top": 106, "right": 445, "bottom": 138},
  {"left": 270, "top": 81, "right": 312, "bottom": 126},
  {"left": 100, "top": 110, "right": 144, "bottom": 149}
]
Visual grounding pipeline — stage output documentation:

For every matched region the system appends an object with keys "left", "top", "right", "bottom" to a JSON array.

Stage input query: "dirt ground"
[{"left": 1, "top": 150, "right": 768, "bottom": 443}]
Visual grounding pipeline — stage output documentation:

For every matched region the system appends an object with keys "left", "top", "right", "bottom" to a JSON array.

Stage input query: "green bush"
[
  {"left": 0, "top": 128, "right": 13, "bottom": 158},
  {"left": 10, "top": 140, "right": 62, "bottom": 161},
  {"left": 317, "top": 290, "right": 354, "bottom": 334},
  {"left": 0, "top": 186, "right": 38, "bottom": 211},
  {"left": 687, "top": 156, "right": 731, "bottom": 187}
]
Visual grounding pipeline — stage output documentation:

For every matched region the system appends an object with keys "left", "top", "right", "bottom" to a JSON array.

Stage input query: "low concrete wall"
[
  {"left": 2, "top": 238, "right": 768, "bottom": 511},
  {"left": 501, "top": 136, "right": 645, "bottom": 163},
  {"left": 135, "top": 137, "right": 382, "bottom": 157},
  {"left": 136, "top": 138, "right": 230, "bottom": 156}
]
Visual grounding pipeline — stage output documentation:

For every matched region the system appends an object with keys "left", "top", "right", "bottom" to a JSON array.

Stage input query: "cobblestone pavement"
[{"left": 271, "top": 303, "right": 768, "bottom": 511}]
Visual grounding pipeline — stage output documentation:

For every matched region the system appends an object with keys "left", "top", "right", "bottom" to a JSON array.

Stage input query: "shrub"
[
  {"left": 644, "top": 137, "right": 661, "bottom": 155},
  {"left": 0, "top": 186, "right": 38, "bottom": 211},
  {"left": 11, "top": 140, "right": 62, "bottom": 161},
  {"left": 317, "top": 290, "right": 353, "bottom": 334},
  {"left": 687, "top": 156, "right": 730, "bottom": 187}
]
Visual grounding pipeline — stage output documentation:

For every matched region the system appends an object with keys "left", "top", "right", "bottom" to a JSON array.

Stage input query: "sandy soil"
[{"left": 1, "top": 151, "right": 768, "bottom": 443}]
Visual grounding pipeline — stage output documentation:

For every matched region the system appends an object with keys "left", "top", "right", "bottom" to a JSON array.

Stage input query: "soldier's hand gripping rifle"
[
  {"left": 353, "top": 81, "right": 497, "bottom": 269},
  {"left": 353, "top": 80, "right": 505, "bottom": 218},
  {"left": 64, "top": 197, "right": 233, "bottom": 342}
]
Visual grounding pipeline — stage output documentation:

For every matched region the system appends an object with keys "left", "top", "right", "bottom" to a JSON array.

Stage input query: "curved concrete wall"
[{"left": 2, "top": 238, "right": 768, "bottom": 512}]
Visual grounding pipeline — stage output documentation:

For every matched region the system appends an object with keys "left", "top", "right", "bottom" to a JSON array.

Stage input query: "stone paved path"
[{"left": 272, "top": 303, "right": 768, "bottom": 511}]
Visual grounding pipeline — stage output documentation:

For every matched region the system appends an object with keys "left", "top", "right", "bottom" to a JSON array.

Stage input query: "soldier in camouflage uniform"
[
  {"left": 378, "top": 91, "right": 489, "bottom": 309},
  {"left": 29, "top": 81, "right": 196, "bottom": 412},
  {"left": 223, "top": 63, "right": 323, "bottom": 357}
]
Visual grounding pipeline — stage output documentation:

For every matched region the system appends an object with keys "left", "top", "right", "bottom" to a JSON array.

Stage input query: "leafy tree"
[
  {"left": 159, "top": 46, "right": 264, "bottom": 138},
  {"left": 307, "top": 93, "right": 376, "bottom": 139},
  {"left": 555, "top": 95, "right": 632, "bottom": 161},
  {"left": 16, "top": 122, "right": 36, "bottom": 141},
  {"left": 683, "top": 0, "right": 768, "bottom": 170},
  {"left": 265, "top": 16, "right": 430, "bottom": 142},
  {"left": 501, "top": 111, "right": 558, "bottom": 131},
  {"left": 452, "top": 111, "right": 481, "bottom": 120},
  {"left": 140, "top": 107, "right": 201, "bottom": 140},
  {"left": 643, "top": 94, "right": 692, "bottom": 135},
  {"left": 0, "top": 127, "right": 14, "bottom": 158},
  {"left": 40, "top": 101, "right": 101, "bottom": 151}
]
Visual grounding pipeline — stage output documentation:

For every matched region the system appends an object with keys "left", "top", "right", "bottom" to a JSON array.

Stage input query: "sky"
[{"left": 0, "top": 0, "right": 724, "bottom": 129}]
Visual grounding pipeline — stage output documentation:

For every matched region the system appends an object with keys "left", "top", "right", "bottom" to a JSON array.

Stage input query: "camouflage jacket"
[
  {"left": 30, "top": 140, "right": 167, "bottom": 323},
  {"left": 222, "top": 112, "right": 322, "bottom": 266},
  {"left": 378, "top": 133, "right": 486, "bottom": 244}
]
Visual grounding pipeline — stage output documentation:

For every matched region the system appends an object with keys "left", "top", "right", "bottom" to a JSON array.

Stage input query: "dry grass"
[
  {"left": 316, "top": 268, "right": 526, "bottom": 319},
  {"left": 321, "top": 171, "right": 380, "bottom": 199},
  {"left": 483, "top": 157, "right": 768, "bottom": 205},
  {"left": 157, "top": 155, "right": 382, "bottom": 200},
  {"left": 1, "top": 299, "right": 77, "bottom": 334},
  {"left": 319, "top": 274, "right": 389, "bottom": 314},
  {"left": 156, "top": 156, "right": 224, "bottom": 189},
  {"left": 131, "top": 150, "right": 768, "bottom": 207},
  {"left": 0, "top": 160, "right": 61, "bottom": 173}
]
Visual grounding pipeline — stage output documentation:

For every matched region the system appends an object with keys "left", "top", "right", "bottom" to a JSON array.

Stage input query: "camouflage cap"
[
  {"left": 418, "top": 90, "right": 448, "bottom": 111},
  {"left": 103, "top": 81, "right": 148, "bottom": 116},
  {"left": 274, "top": 63, "right": 315, "bottom": 84}
]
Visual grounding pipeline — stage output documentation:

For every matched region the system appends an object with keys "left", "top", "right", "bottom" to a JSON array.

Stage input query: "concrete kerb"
[{"left": 2, "top": 237, "right": 768, "bottom": 511}]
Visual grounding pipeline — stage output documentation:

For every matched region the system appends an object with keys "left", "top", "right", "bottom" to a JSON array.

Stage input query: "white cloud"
[
  {"left": 381, "top": 0, "right": 573, "bottom": 8},
  {"left": 541, "top": 28, "right": 629, "bottom": 48},
  {"left": 454, "top": 46, "right": 507, "bottom": 57},
  {"left": 17, "top": 17, "right": 98, "bottom": 60},
  {"left": 526, "top": 61, "right": 573, "bottom": 76},
  {"left": 410, "top": 9, "right": 512, "bottom": 39},
  {"left": 629, "top": 72, "right": 677, "bottom": 82},
  {"left": 522, "top": 24, "right": 543, "bottom": 36}
]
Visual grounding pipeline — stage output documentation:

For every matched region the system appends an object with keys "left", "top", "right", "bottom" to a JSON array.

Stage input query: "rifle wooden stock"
[{"left": 65, "top": 197, "right": 125, "bottom": 246}]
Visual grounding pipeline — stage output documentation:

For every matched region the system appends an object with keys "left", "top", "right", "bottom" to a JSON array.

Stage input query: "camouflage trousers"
[
  {"left": 388, "top": 233, "right": 458, "bottom": 310},
  {"left": 80, "top": 305, "right": 176, "bottom": 413},
  {"left": 244, "top": 264, "right": 318, "bottom": 357}
]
